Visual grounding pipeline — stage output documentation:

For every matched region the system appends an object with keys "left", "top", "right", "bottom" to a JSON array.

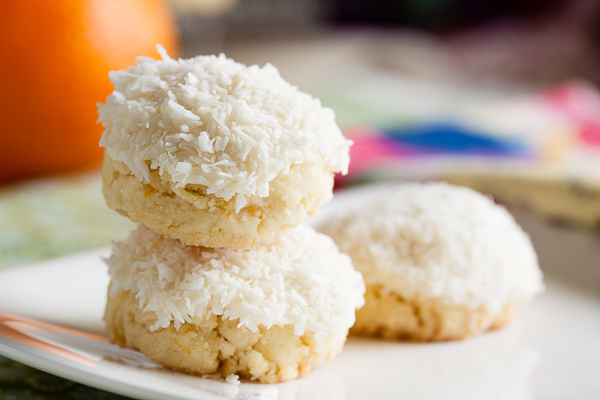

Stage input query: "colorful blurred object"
[
  {"left": 337, "top": 81, "right": 600, "bottom": 185},
  {"left": 541, "top": 82, "right": 600, "bottom": 147},
  {"left": 341, "top": 122, "right": 533, "bottom": 186},
  {"left": 334, "top": 81, "right": 600, "bottom": 228},
  {"left": 0, "top": 0, "right": 179, "bottom": 183},
  {"left": 382, "top": 122, "right": 530, "bottom": 154}
]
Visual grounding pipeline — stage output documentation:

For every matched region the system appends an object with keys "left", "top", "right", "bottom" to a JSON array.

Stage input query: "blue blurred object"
[{"left": 383, "top": 122, "right": 531, "bottom": 155}]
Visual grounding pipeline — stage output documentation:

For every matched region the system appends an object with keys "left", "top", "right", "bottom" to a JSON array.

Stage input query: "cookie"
[
  {"left": 98, "top": 50, "right": 350, "bottom": 248},
  {"left": 317, "top": 182, "right": 543, "bottom": 341},
  {"left": 102, "top": 155, "right": 333, "bottom": 249},
  {"left": 352, "top": 285, "right": 518, "bottom": 341},
  {"left": 104, "top": 224, "right": 365, "bottom": 383}
]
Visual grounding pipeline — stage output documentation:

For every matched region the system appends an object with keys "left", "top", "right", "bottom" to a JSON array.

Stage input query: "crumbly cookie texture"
[
  {"left": 351, "top": 285, "right": 517, "bottom": 341},
  {"left": 98, "top": 50, "right": 351, "bottom": 211},
  {"left": 105, "top": 289, "right": 347, "bottom": 383},
  {"left": 318, "top": 182, "right": 543, "bottom": 340},
  {"left": 102, "top": 155, "right": 333, "bottom": 248},
  {"left": 103, "top": 224, "right": 363, "bottom": 382}
]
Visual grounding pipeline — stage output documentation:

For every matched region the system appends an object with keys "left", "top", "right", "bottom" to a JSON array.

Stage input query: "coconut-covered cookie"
[
  {"left": 104, "top": 224, "right": 365, "bottom": 383},
  {"left": 98, "top": 49, "right": 351, "bottom": 249},
  {"left": 317, "top": 182, "right": 543, "bottom": 341}
]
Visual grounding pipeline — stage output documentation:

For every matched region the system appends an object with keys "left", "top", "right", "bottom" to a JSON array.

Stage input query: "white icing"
[
  {"left": 318, "top": 182, "right": 544, "bottom": 313},
  {"left": 105, "top": 225, "right": 365, "bottom": 340},
  {"left": 98, "top": 51, "right": 351, "bottom": 210}
]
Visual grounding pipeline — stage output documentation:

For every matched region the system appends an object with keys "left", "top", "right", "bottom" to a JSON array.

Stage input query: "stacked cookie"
[{"left": 98, "top": 49, "right": 365, "bottom": 383}]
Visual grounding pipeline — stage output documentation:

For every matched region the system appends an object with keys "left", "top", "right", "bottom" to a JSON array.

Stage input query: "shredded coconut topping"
[
  {"left": 98, "top": 51, "right": 351, "bottom": 208},
  {"left": 318, "top": 182, "right": 544, "bottom": 313},
  {"left": 105, "top": 225, "right": 365, "bottom": 341}
]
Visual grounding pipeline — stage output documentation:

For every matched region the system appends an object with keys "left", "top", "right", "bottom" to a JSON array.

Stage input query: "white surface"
[{"left": 1, "top": 185, "right": 600, "bottom": 399}]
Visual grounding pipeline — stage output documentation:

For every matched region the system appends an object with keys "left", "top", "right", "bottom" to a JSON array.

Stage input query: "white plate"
[{"left": 1, "top": 185, "right": 600, "bottom": 400}]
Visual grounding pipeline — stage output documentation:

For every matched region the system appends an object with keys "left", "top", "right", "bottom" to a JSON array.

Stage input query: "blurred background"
[
  {"left": 1, "top": 0, "right": 599, "bottom": 398},
  {"left": 1, "top": 0, "right": 599, "bottom": 278},
  {"left": 180, "top": 0, "right": 600, "bottom": 87}
]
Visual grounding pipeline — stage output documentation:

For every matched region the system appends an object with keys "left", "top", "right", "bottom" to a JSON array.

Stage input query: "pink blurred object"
[
  {"left": 336, "top": 128, "right": 431, "bottom": 187},
  {"left": 335, "top": 80, "right": 600, "bottom": 189},
  {"left": 541, "top": 81, "right": 600, "bottom": 147}
]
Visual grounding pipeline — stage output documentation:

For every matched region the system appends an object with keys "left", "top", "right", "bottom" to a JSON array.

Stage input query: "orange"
[{"left": 0, "top": 0, "right": 179, "bottom": 182}]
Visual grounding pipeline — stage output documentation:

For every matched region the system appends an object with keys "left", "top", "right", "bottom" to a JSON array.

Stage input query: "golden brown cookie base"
[
  {"left": 350, "top": 285, "right": 517, "bottom": 341},
  {"left": 102, "top": 155, "right": 333, "bottom": 249},
  {"left": 105, "top": 289, "right": 347, "bottom": 383}
]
